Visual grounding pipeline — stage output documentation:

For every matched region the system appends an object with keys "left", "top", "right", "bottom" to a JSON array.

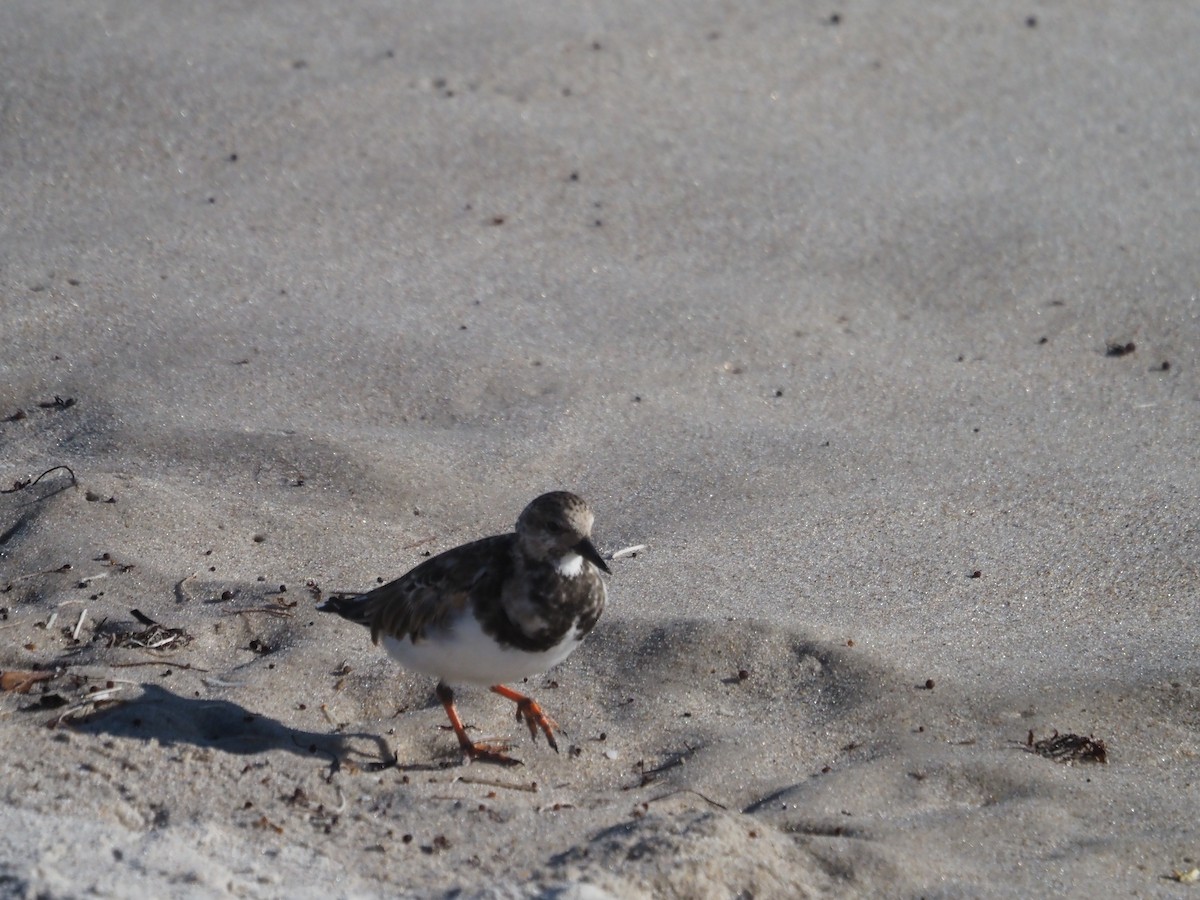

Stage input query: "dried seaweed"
[
  {"left": 1026, "top": 729, "right": 1108, "bottom": 764},
  {"left": 1, "top": 465, "right": 77, "bottom": 494}
]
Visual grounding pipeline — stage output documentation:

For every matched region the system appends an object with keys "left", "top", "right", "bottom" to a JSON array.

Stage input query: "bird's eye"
[{"left": 544, "top": 522, "right": 563, "bottom": 533}]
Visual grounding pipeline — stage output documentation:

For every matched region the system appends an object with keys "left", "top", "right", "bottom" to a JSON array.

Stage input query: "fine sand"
[{"left": 2, "top": 2, "right": 1198, "bottom": 897}]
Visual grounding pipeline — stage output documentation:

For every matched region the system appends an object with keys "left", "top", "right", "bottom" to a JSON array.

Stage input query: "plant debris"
[
  {"left": 1026, "top": 729, "right": 1108, "bottom": 764},
  {"left": 1, "top": 669, "right": 58, "bottom": 693},
  {"left": 103, "top": 609, "right": 193, "bottom": 651},
  {"left": 44, "top": 681, "right": 133, "bottom": 726},
  {"left": 37, "top": 396, "right": 77, "bottom": 410},
  {"left": 1, "top": 465, "right": 77, "bottom": 494},
  {"left": 626, "top": 745, "right": 698, "bottom": 789}
]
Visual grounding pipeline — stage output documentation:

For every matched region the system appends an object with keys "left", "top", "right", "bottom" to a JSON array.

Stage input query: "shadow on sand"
[{"left": 73, "top": 683, "right": 397, "bottom": 772}]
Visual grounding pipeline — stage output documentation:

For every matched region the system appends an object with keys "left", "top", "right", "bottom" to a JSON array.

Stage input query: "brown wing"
[{"left": 361, "top": 534, "right": 513, "bottom": 645}]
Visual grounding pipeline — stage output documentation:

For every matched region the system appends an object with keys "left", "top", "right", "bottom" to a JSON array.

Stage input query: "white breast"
[{"left": 381, "top": 613, "right": 582, "bottom": 686}]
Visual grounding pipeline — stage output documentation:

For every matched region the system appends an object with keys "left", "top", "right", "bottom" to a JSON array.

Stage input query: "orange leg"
[
  {"left": 490, "top": 684, "right": 560, "bottom": 752},
  {"left": 435, "top": 682, "right": 520, "bottom": 766}
]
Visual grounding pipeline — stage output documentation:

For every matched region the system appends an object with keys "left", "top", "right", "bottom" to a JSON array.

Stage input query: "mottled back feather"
[{"left": 354, "top": 535, "right": 514, "bottom": 645}]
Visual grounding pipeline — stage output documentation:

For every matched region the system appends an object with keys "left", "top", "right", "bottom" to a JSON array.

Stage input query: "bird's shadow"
[{"left": 73, "top": 683, "right": 399, "bottom": 773}]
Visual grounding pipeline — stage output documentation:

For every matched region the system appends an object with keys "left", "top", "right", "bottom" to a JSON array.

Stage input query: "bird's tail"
[{"left": 316, "top": 593, "right": 373, "bottom": 627}]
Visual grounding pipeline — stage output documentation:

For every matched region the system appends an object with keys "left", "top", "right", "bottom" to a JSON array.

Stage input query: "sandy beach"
[{"left": 2, "top": 1, "right": 1198, "bottom": 896}]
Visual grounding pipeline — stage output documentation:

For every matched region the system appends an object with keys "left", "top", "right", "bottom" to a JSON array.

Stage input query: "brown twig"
[
  {"left": 646, "top": 788, "right": 728, "bottom": 810},
  {"left": 454, "top": 775, "right": 539, "bottom": 793},
  {"left": 107, "top": 660, "right": 210, "bottom": 672},
  {"left": 221, "top": 606, "right": 295, "bottom": 618}
]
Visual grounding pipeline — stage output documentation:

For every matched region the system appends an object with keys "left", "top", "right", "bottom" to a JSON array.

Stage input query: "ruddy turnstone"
[{"left": 319, "top": 491, "right": 609, "bottom": 765}]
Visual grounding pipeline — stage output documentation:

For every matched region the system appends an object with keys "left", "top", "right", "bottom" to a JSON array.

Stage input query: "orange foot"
[
  {"left": 491, "top": 684, "right": 560, "bottom": 752},
  {"left": 462, "top": 740, "right": 522, "bottom": 767},
  {"left": 436, "top": 681, "right": 523, "bottom": 766}
]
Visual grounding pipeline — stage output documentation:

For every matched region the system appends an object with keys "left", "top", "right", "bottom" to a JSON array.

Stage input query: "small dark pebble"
[
  {"left": 1105, "top": 341, "right": 1136, "bottom": 357},
  {"left": 737, "top": 669, "right": 751, "bottom": 681},
  {"left": 970, "top": 570, "right": 982, "bottom": 578},
  {"left": 924, "top": 679, "right": 935, "bottom": 690},
  {"left": 1025, "top": 15, "right": 1037, "bottom": 28},
  {"left": 1160, "top": 360, "right": 1170, "bottom": 371}
]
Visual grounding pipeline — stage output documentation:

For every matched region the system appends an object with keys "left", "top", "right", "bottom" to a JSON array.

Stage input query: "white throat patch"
[{"left": 555, "top": 552, "right": 585, "bottom": 578}]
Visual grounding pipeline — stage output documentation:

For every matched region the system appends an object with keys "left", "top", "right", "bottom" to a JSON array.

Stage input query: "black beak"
[{"left": 576, "top": 537, "right": 611, "bottom": 574}]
